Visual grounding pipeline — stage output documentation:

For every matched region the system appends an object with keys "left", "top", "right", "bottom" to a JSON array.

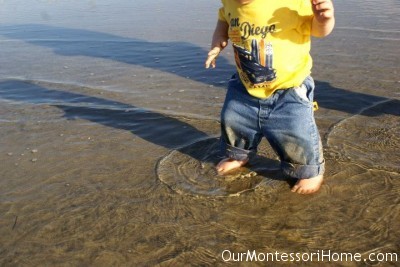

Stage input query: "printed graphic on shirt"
[
  {"left": 233, "top": 39, "right": 277, "bottom": 84},
  {"left": 227, "top": 14, "right": 276, "bottom": 43},
  {"left": 220, "top": 1, "right": 313, "bottom": 98}
]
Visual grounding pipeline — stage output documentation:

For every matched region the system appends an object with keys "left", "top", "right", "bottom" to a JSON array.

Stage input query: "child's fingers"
[
  {"left": 311, "top": 0, "right": 331, "bottom": 5},
  {"left": 314, "top": 2, "right": 333, "bottom": 12},
  {"left": 205, "top": 47, "right": 221, "bottom": 68},
  {"left": 205, "top": 57, "right": 217, "bottom": 69},
  {"left": 205, "top": 56, "right": 215, "bottom": 68},
  {"left": 312, "top": 0, "right": 334, "bottom": 20},
  {"left": 312, "top": 0, "right": 333, "bottom": 11},
  {"left": 208, "top": 47, "right": 221, "bottom": 57},
  {"left": 315, "top": 9, "right": 334, "bottom": 20},
  {"left": 210, "top": 59, "right": 216, "bottom": 69}
]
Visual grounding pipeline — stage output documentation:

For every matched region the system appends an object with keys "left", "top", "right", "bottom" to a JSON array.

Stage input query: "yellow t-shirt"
[{"left": 218, "top": 0, "right": 314, "bottom": 98}]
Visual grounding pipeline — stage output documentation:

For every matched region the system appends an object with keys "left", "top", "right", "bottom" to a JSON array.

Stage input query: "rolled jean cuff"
[
  {"left": 225, "top": 145, "right": 251, "bottom": 161},
  {"left": 281, "top": 160, "right": 325, "bottom": 179}
]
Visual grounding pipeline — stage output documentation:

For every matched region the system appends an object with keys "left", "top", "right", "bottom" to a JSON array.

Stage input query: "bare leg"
[
  {"left": 291, "top": 175, "right": 323, "bottom": 194},
  {"left": 216, "top": 158, "right": 248, "bottom": 175}
]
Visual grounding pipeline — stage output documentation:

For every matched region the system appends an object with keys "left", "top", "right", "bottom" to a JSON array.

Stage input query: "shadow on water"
[
  {"left": 0, "top": 24, "right": 233, "bottom": 86},
  {"left": 0, "top": 24, "right": 397, "bottom": 117},
  {"left": 0, "top": 79, "right": 287, "bottom": 191},
  {"left": 0, "top": 80, "right": 210, "bottom": 152},
  {"left": 315, "top": 81, "right": 399, "bottom": 117}
]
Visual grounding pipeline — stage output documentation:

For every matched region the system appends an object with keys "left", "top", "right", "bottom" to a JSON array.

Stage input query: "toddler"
[{"left": 205, "top": 0, "right": 335, "bottom": 194}]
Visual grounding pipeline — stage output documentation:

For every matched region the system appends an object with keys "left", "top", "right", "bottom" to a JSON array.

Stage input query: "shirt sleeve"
[
  {"left": 298, "top": 0, "right": 314, "bottom": 35},
  {"left": 218, "top": 7, "right": 227, "bottom": 22}
]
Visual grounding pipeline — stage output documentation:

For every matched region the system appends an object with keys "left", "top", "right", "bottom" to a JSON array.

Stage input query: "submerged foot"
[
  {"left": 216, "top": 158, "right": 248, "bottom": 175},
  {"left": 291, "top": 175, "right": 323, "bottom": 194}
]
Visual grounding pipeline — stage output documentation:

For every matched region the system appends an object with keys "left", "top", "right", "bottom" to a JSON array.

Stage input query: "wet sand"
[{"left": 0, "top": 0, "right": 399, "bottom": 266}]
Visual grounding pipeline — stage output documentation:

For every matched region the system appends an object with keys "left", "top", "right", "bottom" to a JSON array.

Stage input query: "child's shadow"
[
  {"left": 0, "top": 80, "right": 286, "bottom": 195},
  {"left": 0, "top": 24, "right": 233, "bottom": 87}
]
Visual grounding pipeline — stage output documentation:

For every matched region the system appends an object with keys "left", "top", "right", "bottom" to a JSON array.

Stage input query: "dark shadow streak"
[
  {"left": 0, "top": 80, "right": 287, "bottom": 184},
  {"left": 315, "top": 81, "right": 399, "bottom": 117},
  {"left": 0, "top": 24, "right": 233, "bottom": 87},
  {"left": 0, "top": 80, "right": 210, "bottom": 153}
]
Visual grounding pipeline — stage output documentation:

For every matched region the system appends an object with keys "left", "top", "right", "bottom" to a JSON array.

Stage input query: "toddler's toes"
[
  {"left": 291, "top": 175, "right": 323, "bottom": 194},
  {"left": 216, "top": 158, "right": 248, "bottom": 175}
]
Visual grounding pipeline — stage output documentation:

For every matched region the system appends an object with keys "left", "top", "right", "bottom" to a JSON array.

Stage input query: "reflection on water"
[{"left": 0, "top": 0, "right": 399, "bottom": 265}]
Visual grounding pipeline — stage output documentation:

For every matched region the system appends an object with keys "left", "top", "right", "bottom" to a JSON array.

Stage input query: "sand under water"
[{"left": 0, "top": 0, "right": 399, "bottom": 266}]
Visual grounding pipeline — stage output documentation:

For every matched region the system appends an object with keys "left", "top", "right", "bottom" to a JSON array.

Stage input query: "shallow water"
[{"left": 0, "top": 0, "right": 399, "bottom": 266}]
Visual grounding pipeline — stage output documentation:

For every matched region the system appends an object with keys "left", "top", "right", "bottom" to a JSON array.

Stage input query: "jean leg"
[
  {"left": 261, "top": 77, "right": 325, "bottom": 178},
  {"left": 220, "top": 76, "right": 262, "bottom": 160}
]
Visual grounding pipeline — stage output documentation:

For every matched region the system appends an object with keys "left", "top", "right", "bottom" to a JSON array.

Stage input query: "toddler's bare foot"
[
  {"left": 216, "top": 158, "right": 248, "bottom": 175},
  {"left": 291, "top": 175, "right": 323, "bottom": 194}
]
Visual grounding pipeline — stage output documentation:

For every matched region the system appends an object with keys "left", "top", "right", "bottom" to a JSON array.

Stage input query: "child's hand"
[
  {"left": 311, "top": 0, "right": 335, "bottom": 37},
  {"left": 205, "top": 20, "right": 229, "bottom": 69},
  {"left": 311, "top": 0, "right": 334, "bottom": 23},
  {"left": 205, "top": 38, "right": 228, "bottom": 69}
]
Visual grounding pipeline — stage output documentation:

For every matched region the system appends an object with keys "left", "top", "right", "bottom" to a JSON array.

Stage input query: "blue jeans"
[{"left": 220, "top": 74, "right": 325, "bottom": 179}]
